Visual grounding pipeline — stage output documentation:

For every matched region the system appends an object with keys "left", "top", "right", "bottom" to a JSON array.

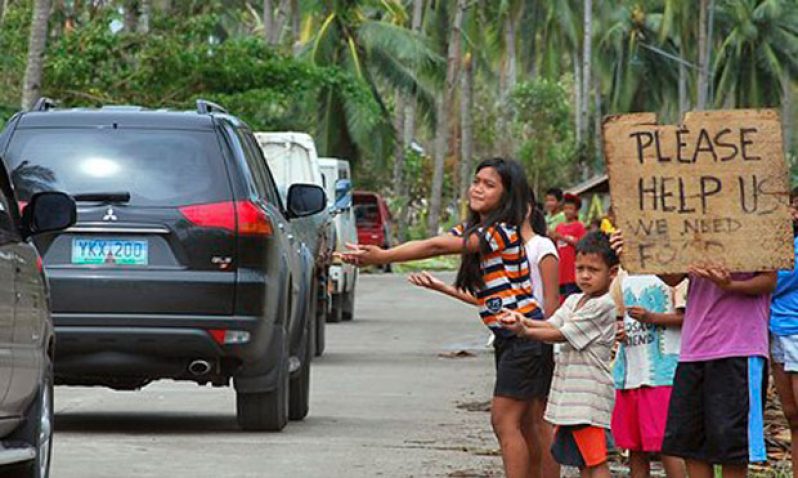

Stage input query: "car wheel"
[
  {"left": 236, "top": 344, "right": 289, "bottom": 432},
  {"left": 328, "top": 294, "right": 343, "bottom": 323},
  {"left": 288, "top": 326, "right": 311, "bottom": 421},
  {"left": 342, "top": 288, "right": 355, "bottom": 321},
  {"left": 10, "top": 355, "right": 54, "bottom": 478}
]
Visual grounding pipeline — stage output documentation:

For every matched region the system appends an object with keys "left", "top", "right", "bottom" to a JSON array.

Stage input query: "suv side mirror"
[
  {"left": 334, "top": 179, "right": 352, "bottom": 211},
  {"left": 22, "top": 191, "right": 77, "bottom": 237},
  {"left": 287, "top": 184, "right": 326, "bottom": 219}
]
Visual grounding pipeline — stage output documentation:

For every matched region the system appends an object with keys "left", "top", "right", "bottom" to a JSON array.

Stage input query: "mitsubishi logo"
[{"left": 102, "top": 206, "right": 118, "bottom": 222}]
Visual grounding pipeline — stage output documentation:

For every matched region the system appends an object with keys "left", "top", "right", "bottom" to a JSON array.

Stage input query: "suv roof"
[{"left": 12, "top": 100, "right": 247, "bottom": 131}]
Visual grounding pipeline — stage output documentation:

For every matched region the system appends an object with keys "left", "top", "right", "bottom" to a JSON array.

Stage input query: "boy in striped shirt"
[{"left": 501, "top": 232, "right": 619, "bottom": 478}]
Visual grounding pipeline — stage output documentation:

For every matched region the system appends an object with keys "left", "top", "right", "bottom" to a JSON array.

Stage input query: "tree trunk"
[
  {"left": 580, "top": 0, "right": 591, "bottom": 147},
  {"left": 497, "top": 11, "right": 518, "bottom": 157},
  {"left": 678, "top": 45, "right": 688, "bottom": 118},
  {"left": 262, "top": 0, "right": 274, "bottom": 44},
  {"left": 593, "top": 75, "right": 602, "bottom": 163},
  {"left": 21, "top": 0, "right": 51, "bottom": 111},
  {"left": 574, "top": 56, "right": 582, "bottom": 145},
  {"left": 697, "top": 0, "right": 710, "bottom": 110},
  {"left": 0, "top": 0, "right": 6, "bottom": 25},
  {"left": 271, "top": 0, "right": 290, "bottom": 45},
  {"left": 397, "top": 0, "right": 424, "bottom": 241},
  {"left": 137, "top": 0, "right": 150, "bottom": 34},
  {"left": 459, "top": 53, "right": 474, "bottom": 219},
  {"left": 392, "top": 92, "right": 410, "bottom": 243},
  {"left": 783, "top": 72, "right": 793, "bottom": 155},
  {"left": 124, "top": 0, "right": 138, "bottom": 32},
  {"left": 402, "top": 0, "right": 424, "bottom": 147},
  {"left": 392, "top": 93, "right": 406, "bottom": 204},
  {"left": 290, "top": 0, "right": 300, "bottom": 55},
  {"left": 427, "top": 0, "right": 465, "bottom": 236}
]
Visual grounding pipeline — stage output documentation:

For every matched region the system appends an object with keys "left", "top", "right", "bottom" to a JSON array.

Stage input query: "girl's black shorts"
[{"left": 493, "top": 334, "right": 554, "bottom": 400}]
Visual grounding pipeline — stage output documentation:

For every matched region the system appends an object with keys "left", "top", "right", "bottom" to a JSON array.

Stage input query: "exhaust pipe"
[{"left": 188, "top": 359, "right": 212, "bottom": 376}]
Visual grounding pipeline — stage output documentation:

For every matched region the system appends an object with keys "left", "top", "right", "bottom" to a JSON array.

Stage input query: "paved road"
[{"left": 51, "top": 273, "right": 504, "bottom": 478}]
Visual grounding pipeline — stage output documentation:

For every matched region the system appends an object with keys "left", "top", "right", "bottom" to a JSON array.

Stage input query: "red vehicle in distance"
[{"left": 353, "top": 191, "right": 393, "bottom": 272}]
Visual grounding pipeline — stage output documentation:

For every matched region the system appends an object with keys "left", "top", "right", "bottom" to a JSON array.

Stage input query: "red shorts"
[{"left": 611, "top": 386, "right": 673, "bottom": 452}]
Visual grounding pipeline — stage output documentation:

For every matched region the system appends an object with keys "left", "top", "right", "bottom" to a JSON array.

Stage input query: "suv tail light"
[{"left": 179, "top": 201, "right": 272, "bottom": 236}]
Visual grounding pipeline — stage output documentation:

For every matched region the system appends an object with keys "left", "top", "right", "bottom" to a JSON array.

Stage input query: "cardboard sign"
[{"left": 603, "top": 109, "right": 794, "bottom": 274}]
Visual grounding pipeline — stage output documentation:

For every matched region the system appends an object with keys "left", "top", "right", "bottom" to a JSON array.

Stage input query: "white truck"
[
  {"left": 254, "top": 132, "right": 335, "bottom": 354},
  {"left": 319, "top": 158, "right": 358, "bottom": 322}
]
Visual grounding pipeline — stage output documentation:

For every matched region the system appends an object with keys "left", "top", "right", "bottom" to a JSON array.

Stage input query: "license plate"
[{"left": 71, "top": 238, "right": 149, "bottom": 265}]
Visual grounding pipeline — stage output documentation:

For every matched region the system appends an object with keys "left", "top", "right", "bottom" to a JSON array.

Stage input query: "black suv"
[{"left": 0, "top": 100, "right": 326, "bottom": 431}]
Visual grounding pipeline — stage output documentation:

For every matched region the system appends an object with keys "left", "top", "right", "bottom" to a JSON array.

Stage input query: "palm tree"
[
  {"left": 303, "top": 0, "right": 441, "bottom": 165},
  {"left": 458, "top": 51, "right": 474, "bottom": 217},
  {"left": 594, "top": 3, "right": 680, "bottom": 116},
  {"left": 428, "top": 0, "right": 466, "bottom": 235},
  {"left": 394, "top": 0, "right": 425, "bottom": 242},
  {"left": 21, "top": 0, "right": 52, "bottom": 110},
  {"left": 137, "top": 0, "right": 150, "bottom": 33},
  {"left": 697, "top": 0, "right": 711, "bottom": 109},
  {"left": 580, "top": 0, "right": 591, "bottom": 150},
  {"left": 659, "top": 0, "right": 698, "bottom": 116},
  {"left": 402, "top": 0, "right": 425, "bottom": 148},
  {"left": 712, "top": 0, "right": 798, "bottom": 109}
]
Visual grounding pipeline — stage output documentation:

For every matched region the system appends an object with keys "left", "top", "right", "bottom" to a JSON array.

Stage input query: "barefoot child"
[
  {"left": 340, "top": 158, "right": 554, "bottom": 478},
  {"left": 500, "top": 232, "right": 619, "bottom": 478},
  {"left": 610, "top": 269, "right": 687, "bottom": 478}
]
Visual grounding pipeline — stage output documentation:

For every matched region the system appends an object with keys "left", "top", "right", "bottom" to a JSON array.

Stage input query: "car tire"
[
  {"left": 236, "top": 344, "right": 289, "bottom": 432},
  {"left": 288, "top": 327, "right": 311, "bottom": 421},
  {"left": 10, "top": 355, "right": 54, "bottom": 478},
  {"left": 342, "top": 288, "right": 355, "bottom": 321},
  {"left": 328, "top": 294, "right": 343, "bottom": 323}
]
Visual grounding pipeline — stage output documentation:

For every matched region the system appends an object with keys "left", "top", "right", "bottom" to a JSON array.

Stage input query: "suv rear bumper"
[{"left": 52, "top": 313, "right": 278, "bottom": 389}]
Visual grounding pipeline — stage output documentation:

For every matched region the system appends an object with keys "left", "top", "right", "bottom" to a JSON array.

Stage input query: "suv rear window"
[{"left": 4, "top": 129, "right": 230, "bottom": 206}]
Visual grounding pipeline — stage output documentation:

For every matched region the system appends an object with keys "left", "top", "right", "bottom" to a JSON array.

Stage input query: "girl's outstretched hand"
[
  {"left": 407, "top": 271, "right": 446, "bottom": 292},
  {"left": 336, "top": 243, "right": 386, "bottom": 266}
]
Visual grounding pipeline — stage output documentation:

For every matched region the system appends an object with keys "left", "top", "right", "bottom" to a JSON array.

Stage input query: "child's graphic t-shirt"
[
  {"left": 554, "top": 220, "right": 586, "bottom": 285},
  {"left": 450, "top": 223, "right": 543, "bottom": 337},
  {"left": 611, "top": 271, "right": 685, "bottom": 390}
]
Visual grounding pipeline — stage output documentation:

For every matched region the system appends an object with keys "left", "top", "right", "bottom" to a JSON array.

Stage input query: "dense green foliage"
[
  {"left": 0, "top": 2, "right": 379, "bottom": 150},
  {"left": 1, "top": 0, "right": 797, "bottom": 222}
]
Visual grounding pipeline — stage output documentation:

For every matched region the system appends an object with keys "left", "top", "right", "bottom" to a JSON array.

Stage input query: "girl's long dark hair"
[{"left": 455, "top": 158, "right": 531, "bottom": 294}]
